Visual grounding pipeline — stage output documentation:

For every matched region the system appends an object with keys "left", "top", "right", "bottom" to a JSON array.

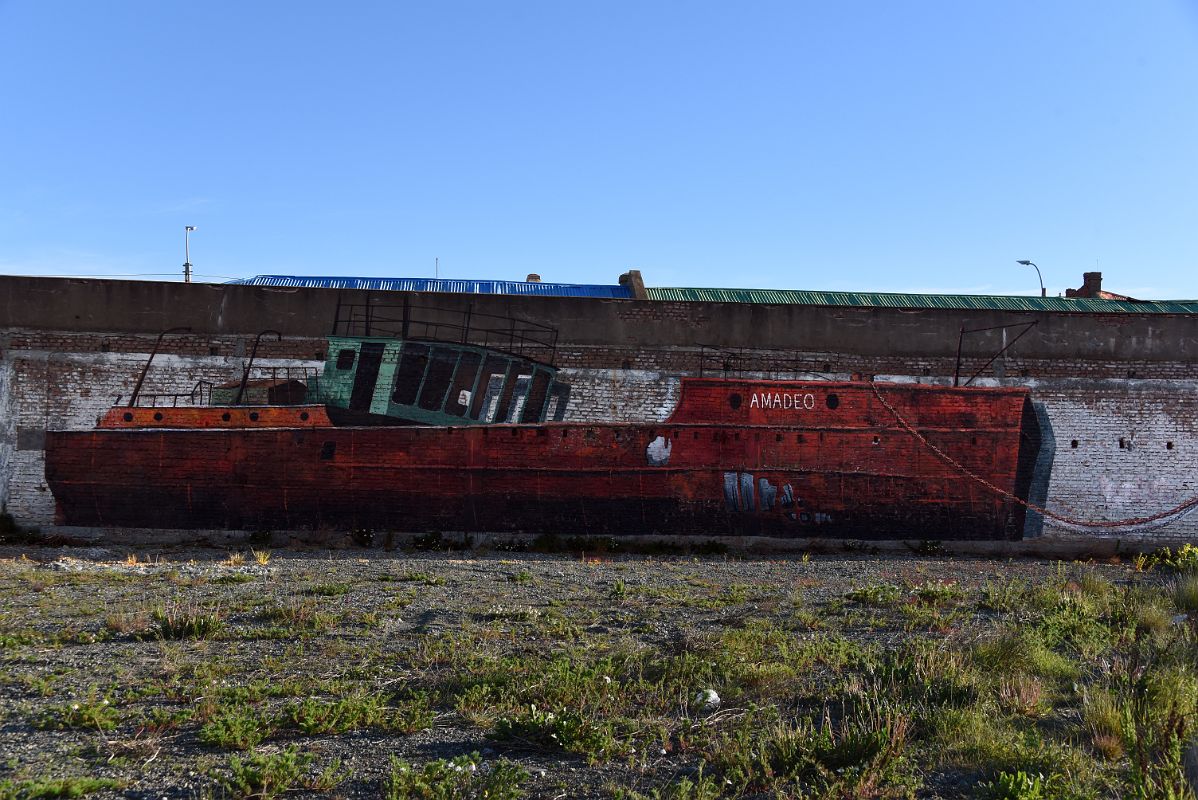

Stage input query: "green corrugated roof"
[{"left": 644, "top": 287, "right": 1198, "bottom": 314}]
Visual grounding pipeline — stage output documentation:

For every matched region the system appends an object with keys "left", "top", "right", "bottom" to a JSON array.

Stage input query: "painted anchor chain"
[{"left": 869, "top": 382, "right": 1198, "bottom": 533}]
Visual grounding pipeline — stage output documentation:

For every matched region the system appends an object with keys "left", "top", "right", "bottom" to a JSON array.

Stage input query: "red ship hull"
[{"left": 44, "top": 380, "right": 1045, "bottom": 540}]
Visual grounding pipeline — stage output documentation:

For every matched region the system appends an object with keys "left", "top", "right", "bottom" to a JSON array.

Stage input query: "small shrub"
[
  {"left": 223, "top": 551, "right": 246, "bottom": 567},
  {"left": 1144, "top": 543, "right": 1198, "bottom": 573},
  {"left": 1134, "top": 603, "right": 1173, "bottom": 638},
  {"left": 973, "top": 631, "right": 1078, "bottom": 681},
  {"left": 1081, "top": 689, "right": 1123, "bottom": 759},
  {"left": 611, "top": 765, "right": 721, "bottom": 800},
  {"left": 103, "top": 610, "right": 151, "bottom": 636},
  {"left": 980, "top": 579, "right": 1030, "bottom": 613},
  {"left": 262, "top": 600, "right": 335, "bottom": 633},
  {"left": 37, "top": 692, "right": 119, "bottom": 732},
  {"left": 384, "top": 752, "right": 526, "bottom": 800},
  {"left": 250, "top": 548, "right": 271, "bottom": 566},
  {"left": 492, "top": 705, "right": 625, "bottom": 762},
  {"left": 198, "top": 705, "right": 274, "bottom": 750},
  {"left": 0, "top": 776, "right": 122, "bottom": 799},
  {"left": 304, "top": 581, "right": 351, "bottom": 596},
  {"left": 979, "top": 770, "right": 1066, "bottom": 800},
  {"left": 910, "top": 579, "right": 964, "bottom": 606},
  {"left": 845, "top": 583, "right": 902, "bottom": 608},
  {"left": 146, "top": 603, "right": 224, "bottom": 640},
  {"left": 507, "top": 569, "right": 534, "bottom": 584},
  {"left": 1171, "top": 574, "right": 1198, "bottom": 614},
  {"left": 220, "top": 747, "right": 307, "bottom": 799},
  {"left": 398, "top": 571, "right": 446, "bottom": 586},
  {"left": 706, "top": 703, "right": 916, "bottom": 798},
  {"left": 996, "top": 676, "right": 1047, "bottom": 718}
]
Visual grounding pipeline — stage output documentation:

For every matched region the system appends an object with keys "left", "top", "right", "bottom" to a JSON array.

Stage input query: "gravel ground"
[{"left": 0, "top": 542, "right": 1186, "bottom": 799}]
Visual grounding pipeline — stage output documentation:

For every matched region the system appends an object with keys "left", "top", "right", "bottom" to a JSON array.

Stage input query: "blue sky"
[{"left": 2, "top": 1, "right": 1197, "bottom": 297}]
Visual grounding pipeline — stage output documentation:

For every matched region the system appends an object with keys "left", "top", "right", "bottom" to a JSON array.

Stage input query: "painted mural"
[{"left": 38, "top": 301, "right": 1073, "bottom": 541}]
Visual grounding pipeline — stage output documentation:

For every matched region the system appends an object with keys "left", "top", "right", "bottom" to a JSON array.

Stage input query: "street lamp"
[
  {"left": 1016, "top": 260, "right": 1045, "bottom": 297},
  {"left": 183, "top": 226, "right": 197, "bottom": 283}
]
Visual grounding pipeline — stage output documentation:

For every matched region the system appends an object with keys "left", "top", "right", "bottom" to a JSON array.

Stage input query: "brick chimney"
[
  {"left": 525, "top": 273, "right": 541, "bottom": 283},
  {"left": 1065, "top": 272, "right": 1102, "bottom": 298},
  {"left": 618, "top": 269, "right": 647, "bottom": 300}
]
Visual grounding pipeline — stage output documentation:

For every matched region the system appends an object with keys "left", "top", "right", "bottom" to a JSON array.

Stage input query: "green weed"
[
  {"left": 36, "top": 691, "right": 119, "bottom": 732},
  {"left": 304, "top": 581, "right": 351, "bottom": 596},
  {"left": 0, "top": 776, "right": 122, "bottom": 799},
  {"left": 1170, "top": 574, "right": 1198, "bottom": 614},
  {"left": 384, "top": 752, "right": 526, "bottom": 800},
  {"left": 220, "top": 746, "right": 343, "bottom": 799},
  {"left": 979, "top": 770, "right": 1068, "bottom": 800},
  {"left": 398, "top": 571, "right": 446, "bottom": 586},
  {"left": 145, "top": 603, "right": 224, "bottom": 640},
  {"left": 845, "top": 583, "right": 903, "bottom": 608},
  {"left": 198, "top": 704, "right": 275, "bottom": 750}
]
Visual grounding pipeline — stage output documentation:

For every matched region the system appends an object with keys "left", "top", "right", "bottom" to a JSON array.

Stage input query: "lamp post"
[
  {"left": 1016, "top": 260, "right": 1045, "bottom": 297},
  {"left": 183, "top": 226, "right": 197, "bottom": 283}
]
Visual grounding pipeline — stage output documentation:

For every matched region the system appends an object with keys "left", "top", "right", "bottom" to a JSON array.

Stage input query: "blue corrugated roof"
[{"left": 228, "top": 275, "right": 632, "bottom": 298}]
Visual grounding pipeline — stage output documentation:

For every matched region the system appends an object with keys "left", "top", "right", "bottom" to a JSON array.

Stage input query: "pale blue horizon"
[{"left": 2, "top": 1, "right": 1197, "bottom": 299}]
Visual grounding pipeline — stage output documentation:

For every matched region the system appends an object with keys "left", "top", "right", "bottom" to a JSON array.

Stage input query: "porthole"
[
  {"left": 249, "top": 412, "right": 260, "bottom": 421},
  {"left": 221, "top": 412, "right": 231, "bottom": 422},
  {"left": 728, "top": 393, "right": 743, "bottom": 410},
  {"left": 299, "top": 411, "right": 310, "bottom": 421},
  {"left": 153, "top": 412, "right": 163, "bottom": 421},
  {"left": 122, "top": 412, "right": 134, "bottom": 422},
  {"left": 826, "top": 394, "right": 840, "bottom": 410}
]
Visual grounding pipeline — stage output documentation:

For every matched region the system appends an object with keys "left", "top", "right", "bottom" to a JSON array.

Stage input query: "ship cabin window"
[
  {"left": 391, "top": 343, "right": 430, "bottom": 405},
  {"left": 473, "top": 356, "right": 512, "bottom": 420},
  {"left": 520, "top": 370, "right": 553, "bottom": 423},
  {"left": 418, "top": 347, "right": 459, "bottom": 411},
  {"left": 445, "top": 351, "right": 483, "bottom": 417},
  {"left": 336, "top": 349, "right": 356, "bottom": 370}
]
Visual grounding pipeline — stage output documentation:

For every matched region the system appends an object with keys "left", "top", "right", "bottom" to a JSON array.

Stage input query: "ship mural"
[{"left": 43, "top": 300, "right": 1055, "bottom": 540}]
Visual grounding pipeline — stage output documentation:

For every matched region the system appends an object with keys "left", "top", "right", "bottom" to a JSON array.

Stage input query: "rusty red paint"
[
  {"left": 97, "top": 405, "right": 332, "bottom": 429},
  {"left": 45, "top": 378, "right": 1042, "bottom": 540}
]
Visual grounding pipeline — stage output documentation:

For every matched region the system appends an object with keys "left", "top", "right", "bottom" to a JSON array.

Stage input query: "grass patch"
[
  {"left": 143, "top": 603, "right": 225, "bottom": 640},
  {"left": 0, "top": 777, "right": 122, "bottom": 799},
  {"left": 384, "top": 752, "right": 526, "bottom": 800},
  {"left": 304, "top": 581, "right": 351, "bottom": 596},
  {"left": 219, "top": 746, "right": 343, "bottom": 799}
]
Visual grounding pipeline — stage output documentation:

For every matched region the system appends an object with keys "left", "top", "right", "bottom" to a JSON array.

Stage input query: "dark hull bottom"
[{"left": 50, "top": 488, "right": 1020, "bottom": 541}]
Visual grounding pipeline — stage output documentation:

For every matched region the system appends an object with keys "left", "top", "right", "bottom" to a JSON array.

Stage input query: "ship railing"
[
  {"left": 112, "top": 380, "right": 215, "bottom": 408},
  {"left": 242, "top": 365, "right": 321, "bottom": 384},
  {"left": 331, "top": 298, "right": 558, "bottom": 364},
  {"left": 697, "top": 345, "right": 841, "bottom": 381}
]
